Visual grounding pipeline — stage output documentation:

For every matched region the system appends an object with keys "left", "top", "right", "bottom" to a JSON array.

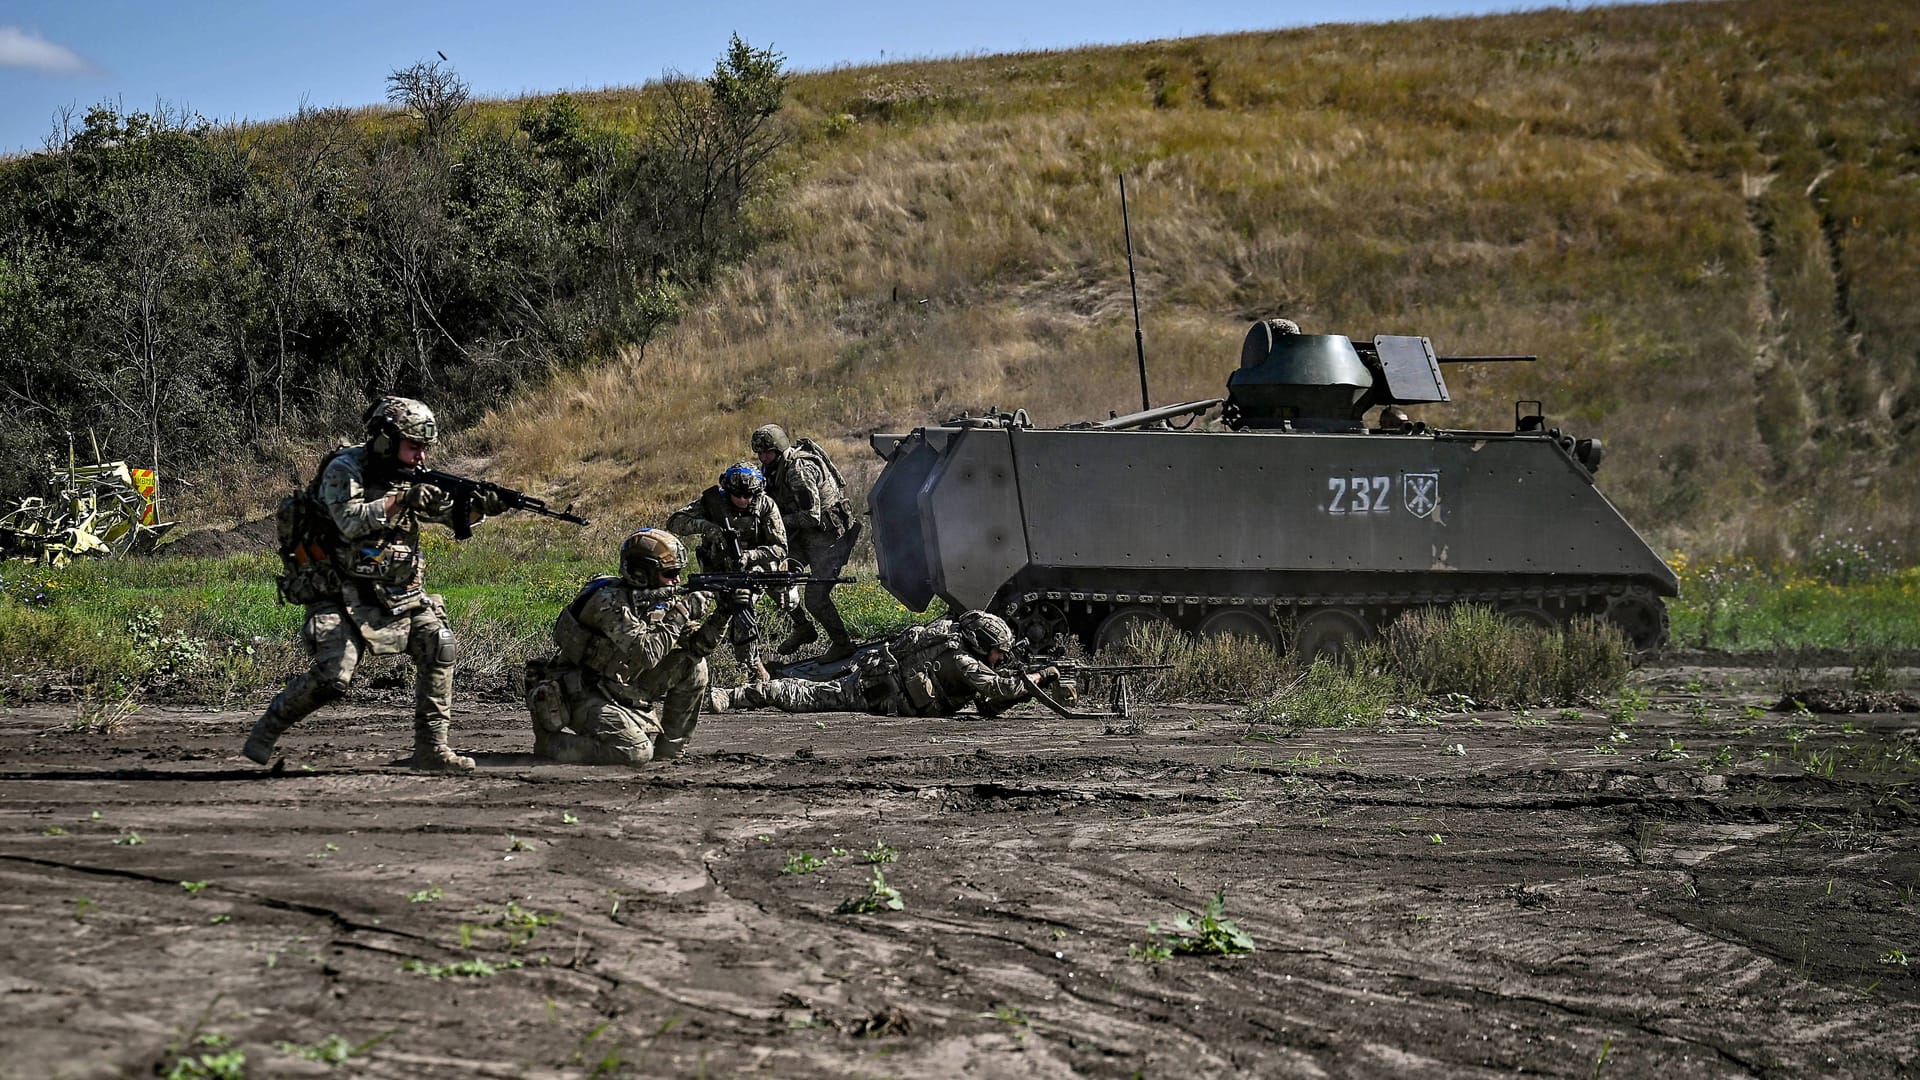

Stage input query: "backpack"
[
  {"left": 272, "top": 448, "right": 350, "bottom": 606},
  {"left": 791, "top": 437, "right": 856, "bottom": 534},
  {"left": 792, "top": 437, "right": 847, "bottom": 492}
]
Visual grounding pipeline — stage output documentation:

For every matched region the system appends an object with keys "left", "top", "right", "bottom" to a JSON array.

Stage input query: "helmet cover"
[
  {"left": 751, "top": 424, "right": 790, "bottom": 455},
  {"left": 620, "top": 528, "right": 687, "bottom": 587}
]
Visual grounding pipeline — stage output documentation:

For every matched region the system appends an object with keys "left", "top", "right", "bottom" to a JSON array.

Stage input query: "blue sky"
[{"left": 1, "top": 0, "right": 1598, "bottom": 155}]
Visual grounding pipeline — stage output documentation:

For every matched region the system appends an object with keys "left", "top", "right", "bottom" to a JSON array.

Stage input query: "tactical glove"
[
  {"left": 478, "top": 489, "right": 511, "bottom": 516},
  {"left": 399, "top": 484, "right": 444, "bottom": 512}
]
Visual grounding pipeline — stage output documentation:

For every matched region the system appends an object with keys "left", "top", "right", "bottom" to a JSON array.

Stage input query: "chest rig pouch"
[{"left": 346, "top": 538, "right": 424, "bottom": 613}]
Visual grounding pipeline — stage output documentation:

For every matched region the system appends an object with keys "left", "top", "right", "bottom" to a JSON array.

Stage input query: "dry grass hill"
[{"left": 469, "top": 0, "right": 1918, "bottom": 562}]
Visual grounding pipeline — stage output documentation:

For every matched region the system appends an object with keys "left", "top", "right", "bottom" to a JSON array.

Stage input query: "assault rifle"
[
  {"left": 684, "top": 570, "right": 856, "bottom": 594},
  {"left": 401, "top": 468, "right": 590, "bottom": 540},
  {"left": 684, "top": 570, "right": 857, "bottom": 650}
]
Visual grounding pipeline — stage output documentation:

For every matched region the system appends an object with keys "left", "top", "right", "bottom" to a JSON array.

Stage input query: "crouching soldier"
[
  {"left": 665, "top": 461, "right": 790, "bottom": 681},
  {"left": 524, "top": 528, "right": 746, "bottom": 765},
  {"left": 245, "top": 396, "right": 505, "bottom": 772},
  {"left": 711, "top": 611, "right": 1061, "bottom": 718}
]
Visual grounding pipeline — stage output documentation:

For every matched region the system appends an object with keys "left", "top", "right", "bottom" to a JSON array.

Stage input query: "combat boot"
[
  {"left": 410, "top": 719, "right": 476, "bottom": 773},
  {"left": 242, "top": 708, "right": 294, "bottom": 765},
  {"left": 775, "top": 616, "right": 817, "bottom": 656},
  {"left": 818, "top": 636, "right": 857, "bottom": 664}
]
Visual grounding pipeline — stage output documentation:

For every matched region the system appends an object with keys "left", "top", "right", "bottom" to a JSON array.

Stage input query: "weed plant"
[
  {"left": 836, "top": 869, "right": 905, "bottom": 914},
  {"left": 1237, "top": 657, "right": 1400, "bottom": 729},
  {"left": 1134, "top": 890, "right": 1255, "bottom": 959}
]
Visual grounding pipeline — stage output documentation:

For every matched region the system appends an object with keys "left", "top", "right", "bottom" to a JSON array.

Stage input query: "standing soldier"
[
  {"left": 665, "top": 462, "right": 788, "bottom": 681},
  {"left": 523, "top": 529, "right": 745, "bottom": 765},
  {"left": 753, "top": 424, "right": 860, "bottom": 663},
  {"left": 710, "top": 611, "right": 1061, "bottom": 718},
  {"left": 245, "top": 396, "right": 506, "bottom": 771}
]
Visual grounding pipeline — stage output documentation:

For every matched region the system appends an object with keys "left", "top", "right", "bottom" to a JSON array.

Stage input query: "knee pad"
[
  {"left": 527, "top": 680, "right": 567, "bottom": 733},
  {"left": 315, "top": 675, "right": 352, "bottom": 702},
  {"left": 416, "top": 623, "right": 457, "bottom": 666}
]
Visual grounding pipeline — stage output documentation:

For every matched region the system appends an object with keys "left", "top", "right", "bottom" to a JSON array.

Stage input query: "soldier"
[
  {"left": 244, "top": 397, "right": 506, "bottom": 771},
  {"left": 665, "top": 462, "right": 789, "bottom": 681},
  {"left": 753, "top": 424, "right": 860, "bottom": 663},
  {"left": 711, "top": 611, "right": 1062, "bottom": 718},
  {"left": 523, "top": 528, "right": 746, "bottom": 765}
]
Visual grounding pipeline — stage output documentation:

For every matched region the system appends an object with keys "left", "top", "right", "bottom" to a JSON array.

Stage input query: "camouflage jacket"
[
  {"left": 866, "top": 620, "right": 1030, "bottom": 715},
  {"left": 767, "top": 445, "right": 852, "bottom": 538},
  {"left": 312, "top": 445, "right": 461, "bottom": 614},
  {"left": 550, "top": 578, "right": 722, "bottom": 703},
  {"left": 665, "top": 487, "right": 787, "bottom": 571}
]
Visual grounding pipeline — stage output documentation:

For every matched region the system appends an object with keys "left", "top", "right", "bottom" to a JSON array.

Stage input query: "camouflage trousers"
[
  {"left": 528, "top": 650, "right": 709, "bottom": 766},
  {"left": 728, "top": 552, "right": 794, "bottom": 669},
  {"left": 729, "top": 673, "right": 867, "bottom": 714},
  {"left": 259, "top": 596, "right": 455, "bottom": 738},
  {"left": 789, "top": 525, "right": 858, "bottom": 645}
]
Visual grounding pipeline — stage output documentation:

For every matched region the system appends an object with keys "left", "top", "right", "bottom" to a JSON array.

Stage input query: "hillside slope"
[{"left": 476, "top": 0, "right": 1919, "bottom": 561}]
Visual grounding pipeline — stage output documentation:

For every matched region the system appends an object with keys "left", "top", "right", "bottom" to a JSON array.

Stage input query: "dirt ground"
[{"left": 2, "top": 666, "right": 1915, "bottom": 1079}]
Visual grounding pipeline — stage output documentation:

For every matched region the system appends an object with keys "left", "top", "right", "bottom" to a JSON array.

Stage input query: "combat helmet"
[
  {"left": 721, "top": 461, "right": 766, "bottom": 498},
  {"left": 954, "top": 610, "right": 1015, "bottom": 660},
  {"left": 621, "top": 528, "right": 687, "bottom": 588},
  {"left": 751, "top": 424, "right": 790, "bottom": 455},
  {"left": 365, "top": 396, "right": 439, "bottom": 455}
]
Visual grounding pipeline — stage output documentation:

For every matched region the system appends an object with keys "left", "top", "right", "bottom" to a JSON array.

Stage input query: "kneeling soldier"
[
  {"left": 713, "top": 611, "right": 1057, "bottom": 718},
  {"left": 524, "top": 529, "right": 743, "bottom": 765}
]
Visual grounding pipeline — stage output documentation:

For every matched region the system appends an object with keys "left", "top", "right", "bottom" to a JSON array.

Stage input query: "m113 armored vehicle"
[{"left": 867, "top": 320, "right": 1677, "bottom": 655}]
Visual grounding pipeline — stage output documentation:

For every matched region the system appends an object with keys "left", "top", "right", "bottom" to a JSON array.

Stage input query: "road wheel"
[
  {"left": 1292, "top": 607, "right": 1373, "bottom": 660},
  {"left": 1095, "top": 605, "right": 1173, "bottom": 652},
  {"left": 1501, "top": 604, "right": 1559, "bottom": 632},
  {"left": 1197, "top": 608, "right": 1280, "bottom": 650},
  {"left": 1013, "top": 600, "right": 1074, "bottom": 653},
  {"left": 1605, "top": 590, "right": 1668, "bottom": 649}
]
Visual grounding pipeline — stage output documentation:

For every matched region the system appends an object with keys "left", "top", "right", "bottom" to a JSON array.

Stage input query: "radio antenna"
[{"left": 1120, "top": 173, "right": 1150, "bottom": 411}]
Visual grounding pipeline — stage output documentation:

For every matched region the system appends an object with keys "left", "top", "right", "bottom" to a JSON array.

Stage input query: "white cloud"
[{"left": 0, "top": 26, "right": 91, "bottom": 75}]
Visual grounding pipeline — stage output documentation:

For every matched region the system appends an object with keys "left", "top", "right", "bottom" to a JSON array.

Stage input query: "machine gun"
[
  {"left": 1009, "top": 657, "right": 1172, "bottom": 723},
  {"left": 401, "top": 468, "right": 590, "bottom": 541}
]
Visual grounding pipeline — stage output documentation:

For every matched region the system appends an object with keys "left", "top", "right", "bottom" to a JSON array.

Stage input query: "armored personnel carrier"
[{"left": 866, "top": 320, "right": 1677, "bottom": 655}]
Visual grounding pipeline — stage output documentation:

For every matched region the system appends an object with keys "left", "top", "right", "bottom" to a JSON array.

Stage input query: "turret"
[{"left": 1225, "top": 320, "right": 1373, "bottom": 431}]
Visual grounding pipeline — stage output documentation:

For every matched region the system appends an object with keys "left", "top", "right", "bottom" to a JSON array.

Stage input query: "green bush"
[
  {"left": 1096, "top": 621, "right": 1299, "bottom": 704},
  {"left": 1381, "top": 604, "right": 1629, "bottom": 706}
]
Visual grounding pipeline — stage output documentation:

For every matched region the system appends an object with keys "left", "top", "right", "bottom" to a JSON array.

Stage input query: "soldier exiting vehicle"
[
  {"left": 523, "top": 529, "right": 747, "bottom": 765},
  {"left": 753, "top": 424, "right": 860, "bottom": 663},
  {"left": 710, "top": 611, "right": 1063, "bottom": 718},
  {"left": 665, "top": 462, "right": 789, "bottom": 681},
  {"left": 246, "top": 397, "right": 508, "bottom": 772}
]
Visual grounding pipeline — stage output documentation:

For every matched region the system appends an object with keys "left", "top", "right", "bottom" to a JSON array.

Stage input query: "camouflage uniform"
[
  {"left": 666, "top": 484, "right": 789, "bottom": 672},
  {"left": 723, "top": 619, "right": 1032, "bottom": 717},
  {"left": 248, "top": 443, "right": 480, "bottom": 769},
  {"left": 757, "top": 427, "right": 859, "bottom": 657},
  {"left": 525, "top": 578, "right": 728, "bottom": 766}
]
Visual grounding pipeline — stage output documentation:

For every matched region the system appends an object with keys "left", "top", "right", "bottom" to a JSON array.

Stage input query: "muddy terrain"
[{"left": 1, "top": 667, "right": 1915, "bottom": 1079}]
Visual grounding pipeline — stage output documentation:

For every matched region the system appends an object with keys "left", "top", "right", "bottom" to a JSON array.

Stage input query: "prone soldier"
[
  {"left": 711, "top": 611, "right": 1061, "bottom": 718},
  {"left": 523, "top": 529, "right": 745, "bottom": 765},
  {"left": 752, "top": 424, "right": 860, "bottom": 663},
  {"left": 245, "top": 396, "right": 506, "bottom": 771},
  {"left": 665, "top": 461, "right": 789, "bottom": 681}
]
